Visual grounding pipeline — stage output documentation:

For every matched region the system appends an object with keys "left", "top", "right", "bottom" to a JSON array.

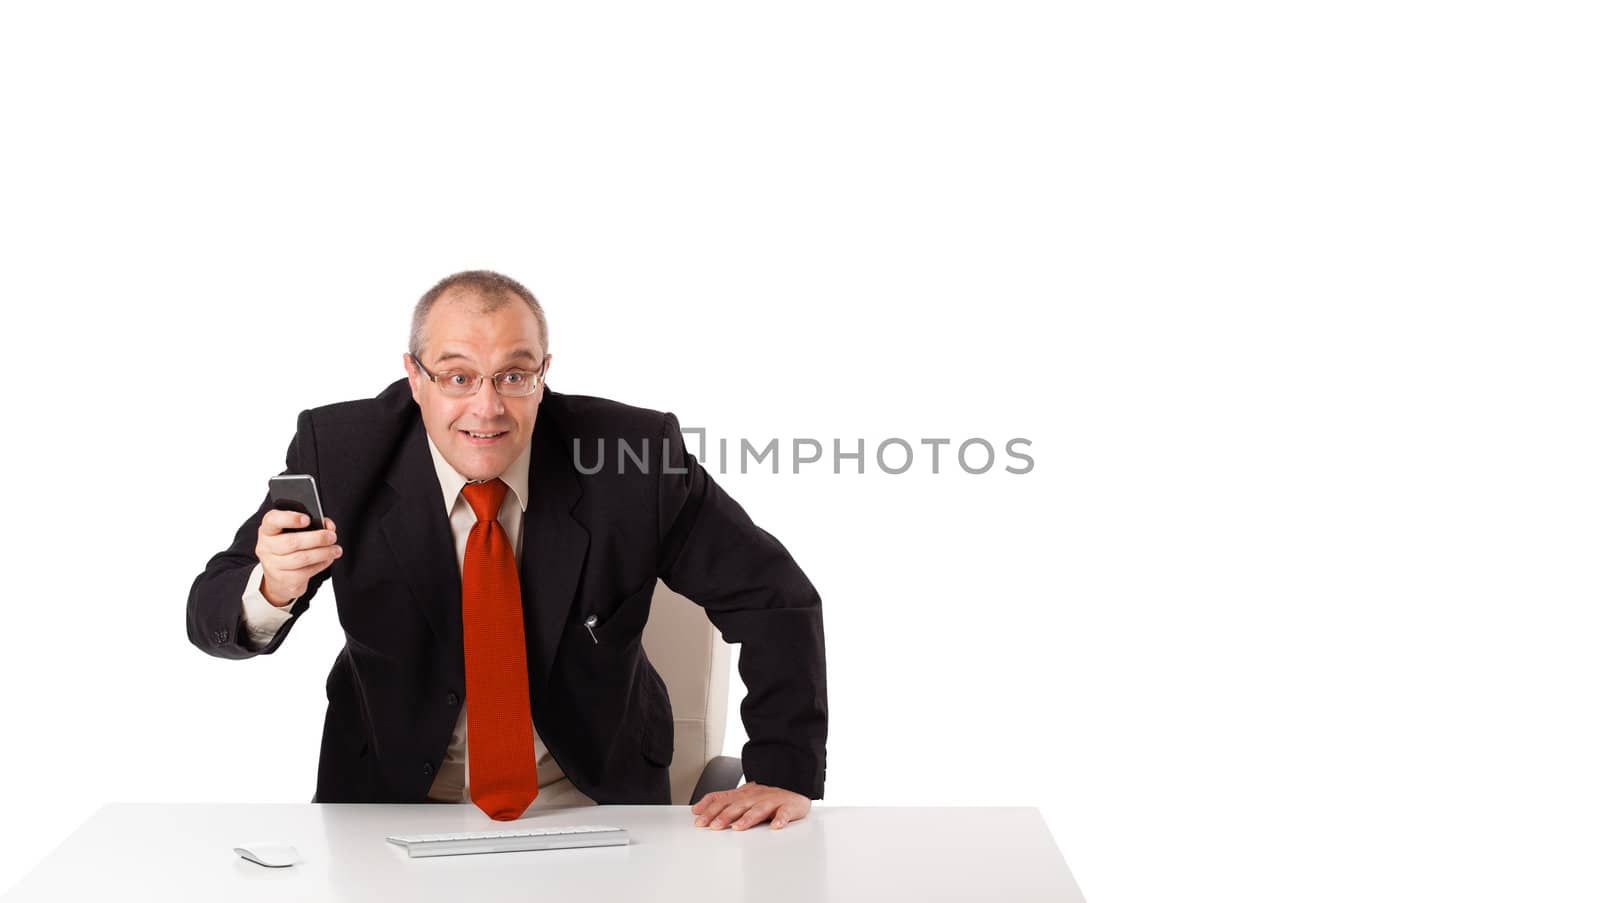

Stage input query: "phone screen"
[{"left": 268, "top": 474, "right": 325, "bottom": 533}]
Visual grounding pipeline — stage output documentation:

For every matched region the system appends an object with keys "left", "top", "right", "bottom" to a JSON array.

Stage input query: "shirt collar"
[{"left": 423, "top": 432, "right": 532, "bottom": 517}]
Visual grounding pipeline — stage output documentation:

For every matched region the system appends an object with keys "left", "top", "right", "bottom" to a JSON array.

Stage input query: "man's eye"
[
  {"left": 444, "top": 372, "right": 470, "bottom": 386},
  {"left": 502, "top": 371, "right": 527, "bottom": 385}
]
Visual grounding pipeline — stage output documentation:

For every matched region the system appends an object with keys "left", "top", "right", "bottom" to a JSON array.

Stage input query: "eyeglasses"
[{"left": 409, "top": 353, "right": 548, "bottom": 398}]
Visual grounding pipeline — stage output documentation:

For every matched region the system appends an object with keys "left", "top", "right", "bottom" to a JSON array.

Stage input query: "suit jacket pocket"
[{"left": 579, "top": 580, "right": 657, "bottom": 646}]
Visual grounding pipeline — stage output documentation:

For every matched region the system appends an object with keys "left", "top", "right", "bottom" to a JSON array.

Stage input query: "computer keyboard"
[{"left": 386, "top": 824, "right": 630, "bottom": 858}]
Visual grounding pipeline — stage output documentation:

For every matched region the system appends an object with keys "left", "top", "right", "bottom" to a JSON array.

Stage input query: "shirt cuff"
[{"left": 240, "top": 562, "right": 296, "bottom": 649}]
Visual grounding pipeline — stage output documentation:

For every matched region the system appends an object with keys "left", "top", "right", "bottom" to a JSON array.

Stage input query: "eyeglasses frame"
[{"left": 408, "top": 352, "right": 549, "bottom": 398}]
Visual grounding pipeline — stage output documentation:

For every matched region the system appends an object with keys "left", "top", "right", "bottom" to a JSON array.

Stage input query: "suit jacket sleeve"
[
  {"left": 186, "top": 409, "right": 331, "bottom": 660},
  {"left": 655, "top": 412, "right": 828, "bottom": 799}
]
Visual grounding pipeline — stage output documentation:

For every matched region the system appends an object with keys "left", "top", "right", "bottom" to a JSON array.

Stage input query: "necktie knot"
[{"left": 461, "top": 478, "right": 509, "bottom": 523}]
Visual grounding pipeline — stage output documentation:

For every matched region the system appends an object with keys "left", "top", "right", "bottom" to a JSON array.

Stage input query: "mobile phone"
[{"left": 268, "top": 474, "right": 325, "bottom": 533}]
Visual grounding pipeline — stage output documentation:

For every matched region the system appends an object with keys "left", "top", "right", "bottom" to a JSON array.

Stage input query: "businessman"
[{"left": 186, "top": 270, "right": 827, "bottom": 831}]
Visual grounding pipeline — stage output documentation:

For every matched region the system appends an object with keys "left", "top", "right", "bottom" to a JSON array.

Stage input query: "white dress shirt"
[{"left": 239, "top": 434, "right": 590, "bottom": 805}]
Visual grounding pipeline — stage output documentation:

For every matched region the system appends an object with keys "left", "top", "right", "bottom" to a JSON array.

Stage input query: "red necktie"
[{"left": 461, "top": 479, "right": 538, "bottom": 820}]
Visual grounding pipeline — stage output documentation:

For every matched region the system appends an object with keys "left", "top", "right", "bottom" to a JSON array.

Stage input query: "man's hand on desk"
[{"left": 691, "top": 782, "right": 810, "bottom": 831}]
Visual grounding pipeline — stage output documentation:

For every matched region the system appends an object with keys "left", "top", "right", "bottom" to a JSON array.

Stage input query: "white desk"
[{"left": 4, "top": 802, "right": 1084, "bottom": 902}]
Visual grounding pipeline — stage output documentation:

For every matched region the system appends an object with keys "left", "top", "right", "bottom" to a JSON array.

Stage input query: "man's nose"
[{"left": 468, "top": 377, "right": 506, "bottom": 418}]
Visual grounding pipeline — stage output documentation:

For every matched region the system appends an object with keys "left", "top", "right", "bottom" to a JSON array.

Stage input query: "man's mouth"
[{"left": 459, "top": 429, "right": 509, "bottom": 445}]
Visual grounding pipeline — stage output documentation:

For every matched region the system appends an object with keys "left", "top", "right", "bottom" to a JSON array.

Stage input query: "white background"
[{"left": 1, "top": 3, "right": 1596, "bottom": 900}]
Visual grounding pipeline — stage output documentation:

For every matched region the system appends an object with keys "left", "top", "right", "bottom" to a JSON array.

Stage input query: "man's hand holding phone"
[{"left": 255, "top": 510, "right": 341, "bottom": 607}]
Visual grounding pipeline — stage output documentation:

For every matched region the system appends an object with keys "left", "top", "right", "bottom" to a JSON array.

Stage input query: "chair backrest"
[{"left": 640, "top": 579, "right": 731, "bottom": 804}]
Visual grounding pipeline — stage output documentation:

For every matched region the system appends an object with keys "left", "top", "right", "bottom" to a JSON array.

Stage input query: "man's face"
[{"left": 403, "top": 291, "right": 551, "bottom": 482}]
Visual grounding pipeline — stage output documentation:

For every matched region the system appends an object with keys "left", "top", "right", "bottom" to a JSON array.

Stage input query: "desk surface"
[{"left": 4, "top": 802, "right": 1084, "bottom": 902}]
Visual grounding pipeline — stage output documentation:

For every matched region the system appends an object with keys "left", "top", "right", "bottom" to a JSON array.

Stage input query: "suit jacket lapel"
[
  {"left": 522, "top": 406, "right": 590, "bottom": 697},
  {"left": 381, "top": 415, "right": 463, "bottom": 653}
]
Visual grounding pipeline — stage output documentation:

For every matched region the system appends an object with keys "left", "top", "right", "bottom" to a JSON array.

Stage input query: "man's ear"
[{"left": 402, "top": 352, "right": 423, "bottom": 404}]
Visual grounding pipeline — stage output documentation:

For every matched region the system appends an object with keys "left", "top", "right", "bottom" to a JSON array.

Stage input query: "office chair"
[{"left": 639, "top": 579, "right": 743, "bottom": 805}]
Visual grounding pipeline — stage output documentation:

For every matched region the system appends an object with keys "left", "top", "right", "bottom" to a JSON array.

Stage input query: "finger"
[
  {"left": 730, "top": 800, "right": 780, "bottom": 831},
  {"left": 263, "top": 529, "right": 337, "bottom": 557},
  {"left": 273, "top": 560, "right": 336, "bottom": 584},
  {"left": 264, "top": 529, "right": 339, "bottom": 556},
  {"left": 260, "top": 509, "right": 311, "bottom": 536},
  {"left": 324, "top": 517, "right": 337, "bottom": 532},
  {"left": 264, "top": 543, "right": 339, "bottom": 569},
  {"left": 709, "top": 798, "right": 756, "bottom": 830},
  {"left": 691, "top": 789, "right": 730, "bottom": 816},
  {"left": 771, "top": 800, "right": 808, "bottom": 830},
  {"left": 269, "top": 545, "right": 343, "bottom": 571},
  {"left": 693, "top": 793, "right": 731, "bottom": 826}
]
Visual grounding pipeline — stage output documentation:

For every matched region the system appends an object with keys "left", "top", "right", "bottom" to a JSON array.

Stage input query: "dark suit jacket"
[{"left": 186, "top": 379, "right": 827, "bottom": 804}]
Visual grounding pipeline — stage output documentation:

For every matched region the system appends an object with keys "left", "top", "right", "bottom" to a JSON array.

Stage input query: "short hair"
[{"left": 409, "top": 270, "right": 549, "bottom": 359}]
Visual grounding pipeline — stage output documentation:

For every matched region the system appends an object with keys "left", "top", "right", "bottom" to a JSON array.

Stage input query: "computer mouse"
[{"left": 233, "top": 841, "right": 302, "bottom": 868}]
